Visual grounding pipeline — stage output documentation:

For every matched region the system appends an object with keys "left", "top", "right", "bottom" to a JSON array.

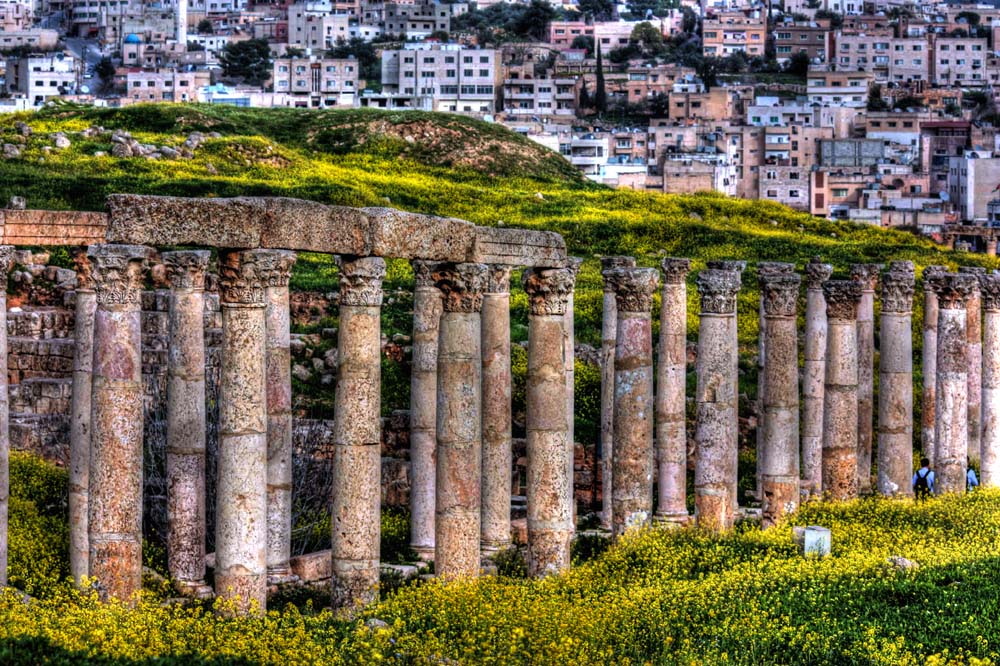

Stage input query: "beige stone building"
[
  {"left": 378, "top": 45, "right": 499, "bottom": 114},
  {"left": 931, "top": 36, "right": 988, "bottom": 87},
  {"left": 702, "top": 13, "right": 766, "bottom": 58},
  {"left": 271, "top": 55, "right": 359, "bottom": 108},
  {"left": 125, "top": 68, "right": 211, "bottom": 103}
]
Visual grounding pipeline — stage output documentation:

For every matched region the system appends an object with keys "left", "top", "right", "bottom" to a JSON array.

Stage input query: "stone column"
[
  {"left": 694, "top": 269, "right": 741, "bottom": 532},
  {"left": 988, "top": 237, "right": 998, "bottom": 257},
  {"left": 606, "top": 266, "right": 658, "bottom": 536},
  {"left": 760, "top": 272, "right": 800, "bottom": 527},
  {"left": 258, "top": 250, "right": 298, "bottom": 585},
  {"left": 162, "top": 250, "right": 212, "bottom": 598},
  {"left": 931, "top": 273, "right": 977, "bottom": 495},
  {"left": 877, "top": 262, "right": 915, "bottom": 497},
  {"left": 522, "top": 266, "right": 575, "bottom": 575},
  {"left": 409, "top": 260, "right": 442, "bottom": 560},
  {"left": 599, "top": 256, "right": 635, "bottom": 529},
  {"left": 216, "top": 249, "right": 269, "bottom": 614},
  {"left": 87, "top": 244, "right": 148, "bottom": 602},
  {"left": 563, "top": 257, "right": 582, "bottom": 520},
  {"left": 655, "top": 258, "right": 691, "bottom": 524},
  {"left": 922, "top": 266, "right": 947, "bottom": 466},
  {"left": 850, "top": 263, "right": 881, "bottom": 494},
  {"left": 801, "top": 258, "right": 832, "bottom": 498},
  {"left": 68, "top": 250, "right": 95, "bottom": 585},
  {"left": 959, "top": 266, "right": 985, "bottom": 468},
  {"left": 481, "top": 265, "right": 512, "bottom": 554},
  {"left": 0, "top": 247, "right": 13, "bottom": 589},
  {"left": 981, "top": 274, "right": 1000, "bottom": 486},
  {"left": 331, "top": 256, "right": 385, "bottom": 608},
  {"left": 433, "top": 263, "right": 487, "bottom": 578},
  {"left": 821, "top": 280, "right": 862, "bottom": 501}
]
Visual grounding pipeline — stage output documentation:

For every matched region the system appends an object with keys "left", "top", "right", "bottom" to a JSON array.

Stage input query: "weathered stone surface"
[
  {"left": 959, "top": 267, "right": 986, "bottom": 468},
  {"left": 470, "top": 226, "right": 567, "bottom": 268},
  {"left": 0, "top": 247, "right": 13, "bottom": 587},
  {"left": 0, "top": 210, "right": 108, "bottom": 247},
  {"left": 822, "top": 280, "right": 862, "bottom": 501},
  {"left": 877, "top": 263, "right": 914, "bottom": 497},
  {"left": 922, "top": 265, "right": 947, "bottom": 466},
  {"left": 68, "top": 253, "right": 95, "bottom": 585},
  {"left": 850, "top": 263, "right": 882, "bottom": 494},
  {"left": 802, "top": 258, "right": 832, "bottom": 498},
  {"left": 981, "top": 274, "right": 1000, "bottom": 487}
]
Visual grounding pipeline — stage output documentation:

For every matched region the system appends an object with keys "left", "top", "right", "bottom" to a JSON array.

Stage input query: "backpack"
[{"left": 914, "top": 469, "right": 931, "bottom": 499}]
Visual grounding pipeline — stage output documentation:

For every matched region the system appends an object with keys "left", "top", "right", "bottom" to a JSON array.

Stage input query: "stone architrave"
[
  {"left": 821, "top": 280, "right": 863, "bottom": 501},
  {"left": 258, "top": 250, "right": 298, "bottom": 586},
  {"left": 931, "top": 273, "right": 977, "bottom": 494},
  {"left": 162, "top": 250, "right": 213, "bottom": 598},
  {"left": 409, "top": 260, "right": 442, "bottom": 560},
  {"left": 655, "top": 258, "right": 691, "bottom": 524},
  {"left": 216, "top": 249, "right": 270, "bottom": 614},
  {"left": 481, "top": 265, "right": 513, "bottom": 554},
  {"left": 760, "top": 272, "right": 801, "bottom": 527},
  {"left": 694, "top": 269, "right": 742, "bottom": 531},
  {"left": 922, "top": 266, "right": 947, "bottom": 466},
  {"left": 87, "top": 244, "right": 148, "bottom": 602},
  {"left": 877, "top": 262, "right": 915, "bottom": 497},
  {"left": 980, "top": 274, "right": 1000, "bottom": 486},
  {"left": 68, "top": 250, "right": 95, "bottom": 585},
  {"left": 433, "top": 263, "right": 487, "bottom": 578},
  {"left": 522, "top": 266, "right": 576, "bottom": 575},
  {"left": 0, "top": 247, "right": 13, "bottom": 589},
  {"left": 606, "top": 266, "right": 659, "bottom": 537},
  {"left": 801, "top": 258, "right": 832, "bottom": 498},
  {"left": 331, "top": 256, "right": 385, "bottom": 608},
  {"left": 850, "top": 263, "right": 882, "bottom": 494},
  {"left": 959, "top": 266, "right": 986, "bottom": 468},
  {"left": 599, "top": 256, "right": 635, "bottom": 529}
]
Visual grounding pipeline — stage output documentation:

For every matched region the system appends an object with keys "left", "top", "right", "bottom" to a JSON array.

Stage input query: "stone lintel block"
[{"left": 470, "top": 226, "right": 567, "bottom": 268}]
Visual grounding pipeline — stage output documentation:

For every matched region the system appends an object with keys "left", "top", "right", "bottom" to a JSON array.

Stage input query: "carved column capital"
[
  {"left": 606, "top": 266, "right": 659, "bottom": 314},
  {"left": 660, "top": 257, "right": 691, "bottom": 284},
  {"left": 601, "top": 256, "right": 636, "bottom": 291},
  {"left": 485, "top": 265, "right": 513, "bottom": 294},
  {"left": 70, "top": 247, "right": 95, "bottom": 291},
  {"left": 928, "top": 273, "right": 978, "bottom": 310},
  {"left": 433, "top": 263, "right": 488, "bottom": 313},
  {"left": 162, "top": 250, "right": 211, "bottom": 290},
  {"left": 880, "top": 262, "right": 915, "bottom": 314},
  {"left": 412, "top": 259, "right": 444, "bottom": 288},
  {"left": 707, "top": 259, "right": 747, "bottom": 274},
  {"left": 696, "top": 268, "right": 741, "bottom": 315},
  {"left": 522, "top": 266, "right": 576, "bottom": 316},
  {"left": 922, "top": 265, "right": 948, "bottom": 287},
  {"left": 804, "top": 257, "right": 833, "bottom": 290},
  {"left": 959, "top": 266, "right": 987, "bottom": 294},
  {"left": 981, "top": 274, "right": 1000, "bottom": 312},
  {"left": 219, "top": 249, "right": 268, "bottom": 307},
  {"left": 256, "top": 250, "right": 297, "bottom": 289},
  {"left": 757, "top": 261, "right": 795, "bottom": 286},
  {"left": 850, "top": 263, "right": 884, "bottom": 291},
  {"left": 337, "top": 256, "right": 386, "bottom": 307},
  {"left": 88, "top": 244, "right": 149, "bottom": 307},
  {"left": 761, "top": 273, "right": 801, "bottom": 317},
  {"left": 823, "top": 279, "right": 863, "bottom": 320}
]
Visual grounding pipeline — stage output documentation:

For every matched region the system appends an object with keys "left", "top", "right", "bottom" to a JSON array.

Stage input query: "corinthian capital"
[
  {"left": 71, "top": 248, "right": 95, "bottom": 291},
  {"left": 804, "top": 257, "right": 833, "bottom": 290},
  {"left": 412, "top": 259, "right": 444, "bottom": 288},
  {"left": 823, "top": 280, "right": 863, "bottom": 320},
  {"left": 757, "top": 261, "right": 795, "bottom": 286},
  {"left": 707, "top": 259, "right": 747, "bottom": 274},
  {"left": 522, "top": 266, "right": 576, "bottom": 316},
  {"left": 928, "top": 273, "right": 978, "bottom": 310},
  {"left": 850, "top": 263, "right": 883, "bottom": 291},
  {"left": 337, "top": 256, "right": 386, "bottom": 307},
  {"left": 761, "top": 273, "right": 801, "bottom": 318},
  {"left": 162, "top": 250, "right": 211, "bottom": 290},
  {"left": 606, "top": 266, "right": 659, "bottom": 314},
  {"left": 256, "top": 250, "right": 297, "bottom": 289},
  {"left": 219, "top": 249, "right": 268, "bottom": 307},
  {"left": 696, "top": 268, "right": 741, "bottom": 315},
  {"left": 433, "top": 263, "right": 488, "bottom": 313},
  {"left": 88, "top": 244, "right": 149, "bottom": 307},
  {"left": 660, "top": 257, "right": 691, "bottom": 285},
  {"left": 880, "top": 262, "right": 915, "bottom": 314},
  {"left": 601, "top": 256, "right": 636, "bottom": 291},
  {"left": 981, "top": 274, "right": 1000, "bottom": 312},
  {"left": 485, "top": 264, "right": 513, "bottom": 294}
]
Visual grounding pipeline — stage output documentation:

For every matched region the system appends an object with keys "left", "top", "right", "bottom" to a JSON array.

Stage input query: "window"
[
  {"left": 789, "top": 190, "right": 800, "bottom": 197},
  {"left": 446, "top": 69, "right": 455, "bottom": 77},
  {"left": 833, "top": 188, "right": 848, "bottom": 197}
]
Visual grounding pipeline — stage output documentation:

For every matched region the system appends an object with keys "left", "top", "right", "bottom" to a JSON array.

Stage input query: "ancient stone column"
[
  {"left": 988, "top": 237, "right": 998, "bottom": 257},
  {"left": 409, "top": 260, "right": 442, "bottom": 560},
  {"left": 655, "top": 258, "right": 691, "bottom": 524},
  {"left": 850, "top": 263, "right": 881, "bottom": 494},
  {"left": 801, "top": 258, "right": 832, "bottom": 498},
  {"left": 433, "top": 263, "right": 487, "bottom": 578},
  {"left": 68, "top": 250, "right": 95, "bottom": 585},
  {"left": 522, "top": 266, "right": 575, "bottom": 575},
  {"left": 606, "top": 266, "right": 658, "bottom": 536},
  {"left": 0, "top": 247, "right": 13, "bottom": 589},
  {"left": 216, "top": 249, "right": 269, "bottom": 614},
  {"left": 162, "top": 250, "right": 212, "bottom": 598},
  {"left": 981, "top": 274, "right": 1000, "bottom": 486},
  {"left": 599, "top": 256, "right": 635, "bottom": 529},
  {"left": 481, "top": 265, "right": 513, "bottom": 554},
  {"left": 258, "top": 250, "right": 298, "bottom": 586},
  {"left": 931, "top": 273, "right": 977, "bottom": 495},
  {"left": 821, "top": 280, "right": 862, "bottom": 501},
  {"left": 760, "top": 272, "right": 801, "bottom": 527},
  {"left": 922, "top": 266, "right": 947, "bottom": 466},
  {"left": 87, "top": 244, "right": 148, "bottom": 602},
  {"left": 694, "top": 269, "right": 741, "bottom": 532},
  {"left": 331, "top": 256, "right": 385, "bottom": 608},
  {"left": 877, "top": 262, "right": 915, "bottom": 497},
  {"left": 563, "top": 257, "right": 582, "bottom": 518},
  {"left": 959, "top": 266, "right": 986, "bottom": 468}
]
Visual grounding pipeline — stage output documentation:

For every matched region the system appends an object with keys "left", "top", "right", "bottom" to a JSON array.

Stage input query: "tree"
[
  {"left": 220, "top": 38, "right": 272, "bottom": 86},
  {"left": 957, "top": 10, "right": 981, "bottom": 26},
  {"left": 681, "top": 6, "right": 698, "bottom": 33},
  {"left": 594, "top": 42, "right": 607, "bottom": 113},
  {"left": 285, "top": 46, "right": 305, "bottom": 58},
  {"left": 197, "top": 19, "right": 213, "bottom": 34},
  {"left": 578, "top": 77, "right": 591, "bottom": 109},
  {"left": 814, "top": 9, "right": 843, "bottom": 28},
  {"left": 577, "top": 0, "right": 615, "bottom": 20},
  {"left": 867, "top": 83, "right": 889, "bottom": 112},
  {"left": 785, "top": 50, "right": 811, "bottom": 78},
  {"left": 95, "top": 56, "right": 116, "bottom": 93},
  {"left": 630, "top": 21, "right": 664, "bottom": 57},
  {"left": 571, "top": 34, "right": 595, "bottom": 56},
  {"left": 512, "top": 0, "right": 555, "bottom": 41},
  {"left": 328, "top": 38, "right": 380, "bottom": 89},
  {"left": 696, "top": 56, "right": 718, "bottom": 89}
]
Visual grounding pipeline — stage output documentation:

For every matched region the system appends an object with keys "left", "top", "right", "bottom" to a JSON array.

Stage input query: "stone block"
[{"left": 290, "top": 549, "right": 332, "bottom": 583}]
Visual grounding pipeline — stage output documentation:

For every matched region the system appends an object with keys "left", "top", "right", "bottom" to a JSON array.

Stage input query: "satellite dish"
[
  {"left": 79, "top": 84, "right": 91, "bottom": 94},
  {"left": 940, "top": 191, "right": 950, "bottom": 201}
]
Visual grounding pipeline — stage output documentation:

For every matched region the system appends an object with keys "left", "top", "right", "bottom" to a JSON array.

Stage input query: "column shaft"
[
  {"left": 0, "top": 248, "right": 12, "bottom": 588},
  {"left": 68, "top": 251, "right": 95, "bottom": 585},
  {"left": 821, "top": 280, "right": 862, "bottom": 501},
  {"left": 481, "top": 266, "right": 512, "bottom": 553},
  {"left": 922, "top": 266, "right": 946, "bottom": 466},
  {"left": 850, "top": 264, "right": 881, "bottom": 494},
  {"left": 960, "top": 267, "right": 985, "bottom": 468},
  {"left": 563, "top": 258, "right": 581, "bottom": 525},
  {"left": 801, "top": 259, "right": 832, "bottom": 498},
  {"left": 981, "top": 275, "right": 1000, "bottom": 486},
  {"left": 877, "top": 262, "right": 914, "bottom": 497}
]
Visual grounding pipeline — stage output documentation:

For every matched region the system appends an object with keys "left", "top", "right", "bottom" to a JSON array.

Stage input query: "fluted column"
[
  {"left": 922, "top": 266, "right": 947, "bottom": 466},
  {"left": 760, "top": 272, "right": 800, "bottom": 527},
  {"left": 694, "top": 269, "right": 741, "bottom": 531},
  {"left": 607, "top": 267, "right": 658, "bottom": 536},
  {"left": 68, "top": 250, "right": 95, "bottom": 585},
  {"left": 481, "top": 265, "right": 512, "bottom": 554},
  {"left": 959, "top": 266, "right": 985, "bottom": 468},
  {"left": 931, "top": 273, "right": 977, "bottom": 495},
  {"left": 216, "top": 249, "right": 269, "bottom": 614},
  {"left": 801, "top": 258, "right": 832, "bottom": 498},
  {"left": 877, "top": 262, "right": 915, "bottom": 497},
  {"left": 434, "top": 263, "right": 487, "bottom": 578},
  {"left": 655, "top": 258, "right": 691, "bottom": 523},
  {"left": 409, "top": 260, "right": 442, "bottom": 560},
  {"left": 258, "top": 250, "right": 298, "bottom": 585},
  {"left": 523, "top": 266, "right": 575, "bottom": 575},
  {"left": 162, "top": 250, "right": 212, "bottom": 598},
  {"left": 599, "top": 256, "right": 635, "bottom": 529},
  {"left": 981, "top": 274, "right": 1000, "bottom": 486},
  {"left": 821, "top": 280, "right": 862, "bottom": 501},
  {"left": 87, "top": 244, "right": 148, "bottom": 602},
  {"left": 0, "top": 247, "right": 13, "bottom": 589},
  {"left": 850, "top": 263, "right": 881, "bottom": 494},
  {"left": 331, "top": 256, "right": 385, "bottom": 608}
]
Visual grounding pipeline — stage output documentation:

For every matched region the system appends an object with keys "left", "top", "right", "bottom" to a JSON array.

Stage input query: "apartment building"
[
  {"left": 887, "top": 37, "right": 930, "bottom": 83},
  {"left": 125, "top": 68, "right": 211, "bottom": 102},
  {"left": 948, "top": 152, "right": 1000, "bottom": 223},
  {"left": 382, "top": 0, "right": 465, "bottom": 39},
  {"left": 760, "top": 165, "right": 810, "bottom": 210},
  {"left": 773, "top": 20, "right": 831, "bottom": 65},
  {"left": 0, "top": 29, "right": 60, "bottom": 50},
  {"left": 378, "top": 45, "right": 499, "bottom": 114},
  {"left": 0, "top": 1, "right": 32, "bottom": 31},
  {"left": 832, "top": 34, "right": 893, "bottom": 80},
  {"left": 288, "top": 6, "right": 359, "bottom": 49},
  {"left": 701, "top": 12, "right": 766, "bottom": 58},
  {"left": 807, "top": 68, "right": 873, "bottom": 108},
  {"left": 502, "top": 75, "right": 576, "bottom": 117},
  {"left": 271, "top": 54, "right": 358, "bottom": 107},
  {"left": 548, "top": 20, "right": 667, "bottom": 51},
  {"left": 4, "top": 52, "right": 78, "bottom": 103},
  {"left": 931, "top": 36, "right": 987, "bottom": 87}
]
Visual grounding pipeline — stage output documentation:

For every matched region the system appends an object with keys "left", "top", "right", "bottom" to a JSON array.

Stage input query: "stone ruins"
[{"left": 0, "top": 195, "right": 996, "bottom": 615}]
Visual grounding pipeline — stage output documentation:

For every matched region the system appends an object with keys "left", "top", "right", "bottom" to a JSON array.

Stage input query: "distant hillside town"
[{"left": 4, "top": 0, "right": 1000, "bottom": 247}]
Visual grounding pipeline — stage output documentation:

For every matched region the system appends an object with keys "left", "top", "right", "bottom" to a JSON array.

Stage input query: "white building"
[
  {"left": 271, "top": 55, "right": 358, "bottom": 107},
  {"left": 4, "top": 52, "right": 79, "bottom": 104}
]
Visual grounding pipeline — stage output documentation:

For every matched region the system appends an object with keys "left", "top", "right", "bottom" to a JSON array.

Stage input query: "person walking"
[
  {"left": 967, "top": 467, "right": 980, "bottom": 491},
  {"left": 913, "top": 458, "right": 935, "bottom": 500}
]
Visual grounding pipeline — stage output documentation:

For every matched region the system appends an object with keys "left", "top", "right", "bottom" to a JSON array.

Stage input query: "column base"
[
  {"left": 653, "top": 511, "right": 690, "bottom": 526},
  {"left": 267, "top": 569, "right": 301, "bottom": 587},
  {"left": 412, "top": 545, "right": 435, "bottom": 562},
  {"left": 174, "top": 580, "right": 215, "bottom": 600},
  {"left": 481, "top": 539, "right": 513, "bottom": 556}
]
